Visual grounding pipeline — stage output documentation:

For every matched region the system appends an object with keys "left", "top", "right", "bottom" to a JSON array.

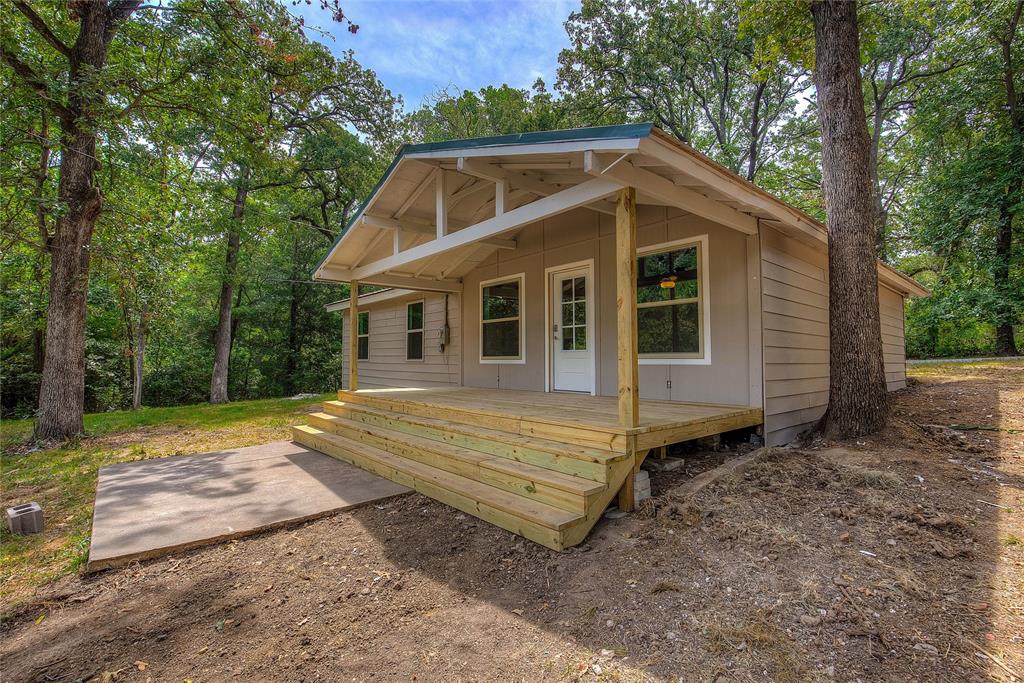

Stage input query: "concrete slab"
[{"left": 87, "top": 440, "right": 410, "bottom": 571}]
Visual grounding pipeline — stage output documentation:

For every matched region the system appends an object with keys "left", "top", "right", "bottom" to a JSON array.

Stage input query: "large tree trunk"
[
  {"left": 209, "top": 174, "right": 247, "bottom": 404},
  {"left": 34, "top": 7, "right": 110, "bottom": 441},
  {"left": 811, "top": 0, "right": 890, "bottom": 439},
  {"left": 994, "top": 206, "right": 1019, "bottom": 355}
]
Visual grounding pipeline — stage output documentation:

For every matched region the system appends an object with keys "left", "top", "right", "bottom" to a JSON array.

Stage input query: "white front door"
[{"left": 550, "top": 266, "right": 594, "bottom": 393}]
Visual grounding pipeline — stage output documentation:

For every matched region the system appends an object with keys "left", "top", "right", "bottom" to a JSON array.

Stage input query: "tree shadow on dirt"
[{"left": 0, "top": 364, "right": 1020, "bottom": 681}]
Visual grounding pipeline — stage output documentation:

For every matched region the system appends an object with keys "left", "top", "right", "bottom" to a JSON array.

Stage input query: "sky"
[{"left": 295, "top": 0, "right": 581, "bottom": 111}]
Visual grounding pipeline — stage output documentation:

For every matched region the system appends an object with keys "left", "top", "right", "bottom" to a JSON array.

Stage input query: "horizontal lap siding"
[
  {"left": 879, "top": 286, "right": 907, "bottom": 391},
  {"left": 761, "top": 227, "right": 910, "bottom": 445},
  {"left": 342, "top": 293, "right": 461, "bottom": 389},
  {"left": 761, "top": 227, "right": 830, "bottom": 445}
]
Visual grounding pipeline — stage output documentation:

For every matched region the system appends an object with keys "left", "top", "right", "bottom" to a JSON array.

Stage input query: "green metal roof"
[{"left": 313, "top": 123, "right": 655, "bottom": 277}]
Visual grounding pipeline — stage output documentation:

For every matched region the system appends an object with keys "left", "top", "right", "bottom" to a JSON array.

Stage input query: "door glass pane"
[
  {"left": 562, "top": 303, "right": 573, "bottom": 326},
  {"left": 562, "top": 331, "right": 573, "bottom": 350},
  {"left": 482, "top": 320, "right": 519, "bottom": 357},
  {"left": 574, "top": 276, "right": 585, "bottom": 301},
  {"left": 561, "top": 278, "right": 573, "bottom": 303},
  {"left": 574, "top": 301, "right": 586, "bottom": 325},
  {"left": 637, "top": 302, "right": 699, "bottom": 354},
  {"left": 407, "top": 331, "right": 423, "bottom": 359},
  {"left": 574, "top": 326, "right": 587, "bottom": 350}
]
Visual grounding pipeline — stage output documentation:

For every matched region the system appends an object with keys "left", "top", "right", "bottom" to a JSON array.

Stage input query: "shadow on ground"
[{"left": 1, "top": 363, "right": 1021, "bottom": 681}]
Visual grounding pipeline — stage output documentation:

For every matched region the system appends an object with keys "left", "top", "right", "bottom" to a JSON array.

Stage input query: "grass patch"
[
  {"left": 841, "top": 466, "right": 903, "bottom": 489},
  {"left": 907, "top": 359, "right": 1024, "bottom": 378},
  {"left": 0, "top": 393, "right": 330, "bottom": 610}
]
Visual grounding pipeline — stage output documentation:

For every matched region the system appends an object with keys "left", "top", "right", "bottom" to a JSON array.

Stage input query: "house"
[{"left": 293, "top": 123, "right": 927, "bottom": 550}]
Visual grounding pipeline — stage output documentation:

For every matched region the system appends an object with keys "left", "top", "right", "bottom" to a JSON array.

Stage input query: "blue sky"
[{"left": 296, "top": 0, "right": 580, "bottom": 111}]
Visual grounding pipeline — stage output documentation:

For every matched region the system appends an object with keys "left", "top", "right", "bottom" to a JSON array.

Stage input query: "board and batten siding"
[
  {"left": 341, "top": 292, "right": 461, "bottom": 390},
  {"left": 761, "top": 226, "right": 908, "bottom": 445}
]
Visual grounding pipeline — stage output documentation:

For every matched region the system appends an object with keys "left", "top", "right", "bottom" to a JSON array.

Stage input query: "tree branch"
[
  {"left": 13, "top": 1, "right": 71, "bottom": 57},
  {"left": 0, "top": 46, "right": 74, "bottom": 122}
]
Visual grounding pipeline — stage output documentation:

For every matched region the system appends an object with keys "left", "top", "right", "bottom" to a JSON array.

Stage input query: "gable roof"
[{"left": 316, "top": 123, "right": 927, "bottom": 298}]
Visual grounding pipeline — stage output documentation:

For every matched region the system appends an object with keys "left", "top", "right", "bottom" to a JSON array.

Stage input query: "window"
[
  {"left": 357, "top": 311, "right": 369, "bottom": 360},
  {"left": 480, "top": 274, "right": 524, "bottom": 362},
  {"left": 406, "top": 301, "right": 424, "bottom": 360},
  {"left": 636, "top": 238, "right": 705, "bottom": 359}
]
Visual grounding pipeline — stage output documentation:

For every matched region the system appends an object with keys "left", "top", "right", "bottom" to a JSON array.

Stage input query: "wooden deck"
[
  {"left": 293, "top": 387, "right": 761, "bottom": 551},
  {"left": 339, "top": 387, "right": 762, "bottom": 451}
]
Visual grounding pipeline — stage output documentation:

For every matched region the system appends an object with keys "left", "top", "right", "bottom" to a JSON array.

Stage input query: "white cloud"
[{"left": 298, "top": 0, "right": 580, "bottom": 109}]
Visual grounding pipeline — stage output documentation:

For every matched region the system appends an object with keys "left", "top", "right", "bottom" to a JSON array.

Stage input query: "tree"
[
  {"left": 811, "top": 1, "right": 890, "bottom": 438},
  {"left": 558, "top": 0, "right": 807, "bottom": 180},
  {"left": 0, "top": 0, "right": 151, "bottom": 439}
]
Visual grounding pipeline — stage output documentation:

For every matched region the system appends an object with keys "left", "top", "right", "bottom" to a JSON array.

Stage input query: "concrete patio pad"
[{"left": 87, "top": 440, "right": 410, "bottom": 571}]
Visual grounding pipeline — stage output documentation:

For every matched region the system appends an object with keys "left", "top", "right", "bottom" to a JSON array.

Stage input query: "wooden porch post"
[
  {"left": 616, "top": 187, "right": 640, "bottom": 512},
  {"left": 348, "top": 281, "right": 359, "bottom": 392},
  {"left": 615, "top": 187, "right": 639, "bottom": 428}
]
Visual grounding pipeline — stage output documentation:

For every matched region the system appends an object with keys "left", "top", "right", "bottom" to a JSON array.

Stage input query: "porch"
[{"left": 293, "top": 386, "right": 762, "bottom": 550}]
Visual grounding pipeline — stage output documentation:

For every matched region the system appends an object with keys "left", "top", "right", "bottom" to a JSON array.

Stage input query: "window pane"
[
  {"left": 483, "top": 281, "right": 519, "bottom": 320},
  {"left": 573, "top": 301, "right": 586, "bottom": 325},
  {"left": 561, "top": 278, "right": 573, "bottom": 303},
  {"left": 562, "top": 330, "right": 573, "bottom": 350},
  {"left": 482, "top": 320, "right": 519, "bottom": 357},
  {"left": 574, "top": 326, "right": 587, "bottom": 350},
  {"left": 357, "top": 336, "right": 369, "bottom": 360},
  {"left": 407, "top": 331, "right": 423, "bottom": 359},
  {"left": 637, "top": 302, "right": 699, "bottom": 354},
  {"left": 357, "top": 311, "right": 369, "bottom": 335},
  {"left": 574, "top": 276, "right": 585, "bottom": 301},
  {"left": 407, "top": 302, "right": 423, "bottom": 330},
  {"left": 562, "top": 303, "right": 573, "bottom": 326},
  {"left": 637, "top": 246, "right": 698, "bottom": 303}
]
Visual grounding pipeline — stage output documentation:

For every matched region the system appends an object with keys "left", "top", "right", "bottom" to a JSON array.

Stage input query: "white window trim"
[
  {"left": 357, "top": 311, "right": 370, "bottom": 361},
  {"left": 479, "top": 272, "right": 526, "bottom": 365},
  {"left": 406, "top": 299, "right": 425, "bottom": 362},
  {"left": 543, "top": 259, "right": 597, "bottom": 395},
  {"left": 636, "top": 234, "right": 712, "bottom": 366}
]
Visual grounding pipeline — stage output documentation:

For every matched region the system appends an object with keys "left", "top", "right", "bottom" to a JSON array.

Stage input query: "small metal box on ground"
[{"left": 7, "top": 502, "right": 43, "bottom": 535}]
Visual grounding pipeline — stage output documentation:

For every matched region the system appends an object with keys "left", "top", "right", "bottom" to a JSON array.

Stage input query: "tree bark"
[
  {"left": 811, "top": 0, "right": 890, "bottom": 439},
  {"left": 34, "top": 4, "right": 114, "bottom": 441},
  {"left": 132, "top": 301, "right": 147, "bottom": 409},
  {"left": 209, "top": 173, "right": 247, "bottom": 404},
  {"left": 994, "top": 205, "right": 1019, "bottom": 355}
]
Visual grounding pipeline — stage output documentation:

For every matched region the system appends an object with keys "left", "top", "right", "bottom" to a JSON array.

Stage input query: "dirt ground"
[{"left": 1, "top": 362, "right": 1021, "bottom": 682}]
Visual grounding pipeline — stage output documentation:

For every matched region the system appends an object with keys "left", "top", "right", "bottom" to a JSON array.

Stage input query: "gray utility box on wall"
[{"left": 7, "top": 502, "right": 44, "bottom": 535}]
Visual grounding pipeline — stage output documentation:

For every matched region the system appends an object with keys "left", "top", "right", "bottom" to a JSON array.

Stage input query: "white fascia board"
[{"left": 325, "top": 288, "right": 415, "bottom": 312}]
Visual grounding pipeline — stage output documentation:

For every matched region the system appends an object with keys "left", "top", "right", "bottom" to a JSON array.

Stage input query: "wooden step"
[
  {"left": 321, "top": 400, "right": 624, "bottom": 483},
  {"left": 337, "top": 390, "right": 630, "bottom": 451},
  {"left": 306, "top": 412, "right": 605, "bottom": 514},
  {"left": 292, "top": 425, "right": 582, "bottom": 550}
]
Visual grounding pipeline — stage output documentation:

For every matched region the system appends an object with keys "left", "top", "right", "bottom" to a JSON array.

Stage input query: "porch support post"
[
  {"left": 615, "top": 187, "right": 639, "bottom": 429},
  {"left": 615, "top": 187, "right": 639, "bottom": 513},
  {"left": 348, "top": 281, "right": 359, "bottom": 392}
]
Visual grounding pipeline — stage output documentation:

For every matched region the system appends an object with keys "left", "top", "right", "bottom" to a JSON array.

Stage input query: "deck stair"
[{"left": 292, "top": 391, "right": 634, "bottom": 550}]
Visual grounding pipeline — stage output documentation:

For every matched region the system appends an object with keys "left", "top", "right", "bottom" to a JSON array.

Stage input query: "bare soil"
[{"left": 2, "top": 362, "right": 1021, "bottom": 682}]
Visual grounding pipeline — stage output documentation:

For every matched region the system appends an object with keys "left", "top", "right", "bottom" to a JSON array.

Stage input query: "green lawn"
[{"left": 0, "top": 394, "right": 331, "bottom": 611}]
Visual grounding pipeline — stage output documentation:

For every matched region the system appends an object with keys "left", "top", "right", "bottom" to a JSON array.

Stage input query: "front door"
[{"left": 550, "top": 266, "right": 594, "bottom": 393}]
